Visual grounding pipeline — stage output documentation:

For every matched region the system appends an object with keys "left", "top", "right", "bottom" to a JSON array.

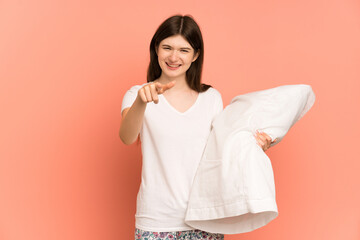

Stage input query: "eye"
[{"left": 181, "top": 50, "right": 189, "bottom": 53}]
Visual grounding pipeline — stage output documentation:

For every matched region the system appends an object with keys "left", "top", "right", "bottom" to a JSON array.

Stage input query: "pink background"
[{"left": 1, "top": 0, "right": 359, "bottom": 239}]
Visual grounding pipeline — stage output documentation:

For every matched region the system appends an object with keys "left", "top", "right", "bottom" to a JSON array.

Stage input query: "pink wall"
[{"left": 1, "top": 0, "right": 359, "bottom": 239}]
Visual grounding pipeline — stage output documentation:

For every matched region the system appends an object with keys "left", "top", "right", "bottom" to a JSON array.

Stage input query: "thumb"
[{"left": 155, "top": 82, "right": 165, "bottom": 94}]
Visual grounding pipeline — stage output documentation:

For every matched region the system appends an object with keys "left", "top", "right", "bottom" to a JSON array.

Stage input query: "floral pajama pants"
[{"left": 135, "top": 227, "right": 224, "bottom": 240}]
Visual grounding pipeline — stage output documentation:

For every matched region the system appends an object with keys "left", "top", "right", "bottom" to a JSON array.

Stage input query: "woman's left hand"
[{"left": 254, "top": 130, "right": 277, "bottom": 152}]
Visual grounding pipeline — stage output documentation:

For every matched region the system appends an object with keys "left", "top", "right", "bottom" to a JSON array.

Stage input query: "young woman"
[{"left": 119, "top": 14, "right": 275, "bottom": 240}]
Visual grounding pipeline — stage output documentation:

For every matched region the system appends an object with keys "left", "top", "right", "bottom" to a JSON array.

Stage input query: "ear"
[{"left": 192, "top": 50, "right": 200, "bottom": 62}]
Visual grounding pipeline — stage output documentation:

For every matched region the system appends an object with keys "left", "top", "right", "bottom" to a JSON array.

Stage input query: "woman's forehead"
[{"left": 160, "top": 35, "right": 192, "bottom": 48}]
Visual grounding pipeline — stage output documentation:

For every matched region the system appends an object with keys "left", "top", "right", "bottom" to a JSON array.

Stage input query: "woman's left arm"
[{"left": 254, "top": 130, "right": 277, "bottom": 152}]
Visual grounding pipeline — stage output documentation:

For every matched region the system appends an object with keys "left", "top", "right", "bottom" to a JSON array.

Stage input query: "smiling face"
[{"left": 156, "top": 34, "right": 199, "bottom": 80}]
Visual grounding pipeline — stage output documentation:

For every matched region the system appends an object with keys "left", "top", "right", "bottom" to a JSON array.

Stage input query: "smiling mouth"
[{"left": 165, "top": 62, "right": 181, "bottom": 69}]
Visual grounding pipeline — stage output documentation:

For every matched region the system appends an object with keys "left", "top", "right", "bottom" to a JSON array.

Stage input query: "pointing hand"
[{"left": 138, "top": 80, "right": 176, "bottom": 104}]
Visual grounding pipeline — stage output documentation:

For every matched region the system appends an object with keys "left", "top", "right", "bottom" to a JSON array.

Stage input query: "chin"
[{"left": 166, "top": 71, "right": 186, "bottom": 77}]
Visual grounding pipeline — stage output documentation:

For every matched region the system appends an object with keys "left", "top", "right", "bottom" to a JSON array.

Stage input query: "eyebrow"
[{"left": 161, "top": 44, "right": 192, "bottom": 50}]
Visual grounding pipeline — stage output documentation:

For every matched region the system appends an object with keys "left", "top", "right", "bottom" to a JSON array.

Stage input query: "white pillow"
[{"left": 185, "top": 84, "right": 316, "bottom": 234}]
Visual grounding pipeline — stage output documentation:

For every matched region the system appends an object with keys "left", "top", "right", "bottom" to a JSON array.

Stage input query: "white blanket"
[{"left": 184, "top": 84, "right": 316, "bottom": 234}]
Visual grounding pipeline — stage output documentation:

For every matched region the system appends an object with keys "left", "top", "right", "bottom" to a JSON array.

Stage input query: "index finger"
[{"left": 155, "top": 81, "right": 176, "bottom": 94}]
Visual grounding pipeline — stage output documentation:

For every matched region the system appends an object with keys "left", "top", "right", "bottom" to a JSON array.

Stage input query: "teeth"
[{"left": 167, "top": 63, "right": 181, "bottom": 67}]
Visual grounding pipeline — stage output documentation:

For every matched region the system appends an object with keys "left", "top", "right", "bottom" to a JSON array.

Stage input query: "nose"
[{"left": 169, "top": 50, "right": 179, "bottom": 62}]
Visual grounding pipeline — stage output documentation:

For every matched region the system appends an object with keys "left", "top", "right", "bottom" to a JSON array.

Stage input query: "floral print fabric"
[{"left": 135, "top": 228, "right": 224, "bottom": 240}]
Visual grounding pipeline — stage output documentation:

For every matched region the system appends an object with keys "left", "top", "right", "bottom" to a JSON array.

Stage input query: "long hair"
[{"left": 147, "top": 14, "right": 212, "bottom": 92}]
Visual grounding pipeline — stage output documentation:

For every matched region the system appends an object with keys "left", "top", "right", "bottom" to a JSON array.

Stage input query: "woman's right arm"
[
  {"left": 119, "top": 80, "right": 176, "bottom": 145},
  {"left": 119, "top": 94, "right": 147, "bottom": 145}
]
